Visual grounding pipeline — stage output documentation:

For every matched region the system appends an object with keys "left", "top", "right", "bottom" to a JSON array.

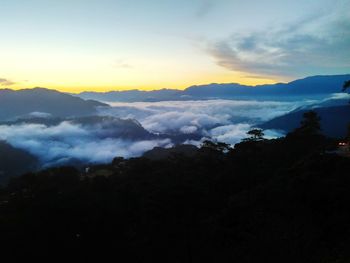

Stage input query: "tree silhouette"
[
  {"left": 201, "top": 139, "right": 231, "bottom": 153},
  {"left": 245, "top": 128, "right": 265, "bottom": 141},
  {"left": 294, "top": 110, "right": 321, "bottom": 136},
  {"left": 340, "top": 80, "right": 350, "bottom": 147},
  {"left": 345, "top": 123, "right": 350, "bottom": 143},
  {"left": 342, "top": 80, "right": 350, "bottom": 92}
]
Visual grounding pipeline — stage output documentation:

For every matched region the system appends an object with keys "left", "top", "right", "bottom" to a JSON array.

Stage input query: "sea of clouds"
[
  {"left": 0, "top": 121, "right": 172, "bottom": 166},
  {"left": 98, "top": 99, "right": 310, "bottom": 144},
  {"left": 0, "top": 96, "right": 341, "bottom": 167}
]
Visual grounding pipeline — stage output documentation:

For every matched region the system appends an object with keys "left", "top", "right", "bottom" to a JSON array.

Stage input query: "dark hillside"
[
  {"left": 261, "top": 105, "right": 350, "bottom": 138},
  {"left": 0, "top": 141, "right": 38, "bottom": 183},
  {"left": 1, "top": 114, "right": 350, "bottom": 262}
]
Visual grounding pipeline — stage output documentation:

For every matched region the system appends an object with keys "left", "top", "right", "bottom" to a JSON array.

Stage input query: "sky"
[{"left": 0, "top": 0, "right": 349, "bottom": 92}]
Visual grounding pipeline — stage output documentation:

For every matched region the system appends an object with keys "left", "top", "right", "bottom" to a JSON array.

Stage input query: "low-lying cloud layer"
[
  {"left": 0, "top": 121, "right": 172, "bottom": 167},
  {"left": 102, "top": 99, "right": 304, "bottom": 128},
  {"left": 99, "top": 99, "right": 307, "bottom": 144},
  {"left": 1, "top": 96, "right": 338, "bottom": 167}
]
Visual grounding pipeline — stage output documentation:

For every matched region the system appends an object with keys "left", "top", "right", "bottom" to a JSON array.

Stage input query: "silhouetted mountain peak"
[{"left": 0, "top": 88, "right": 109, "bottom": 121}]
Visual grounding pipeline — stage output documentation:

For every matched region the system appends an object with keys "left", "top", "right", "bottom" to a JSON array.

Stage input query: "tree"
[
  {"left": 244, "top": 128, "right": 265, "bottom": 141},
  {"left": 341, "top": 80, "right": 350, "bottom": 147},
  {"left": 201, "top": 140, "right": 231, "bottom": 153},
  {"left": 286, "top": 111, "right": 326, "bottom": 153},
  {"left": 294, "top": 110, "right": 321, "bottom": 136},
  {"left": 345, "top": 123, "right": 350, "bottom": 143},
  {"left": 342, "top": 80, "right": 350, "bottom": 92}
]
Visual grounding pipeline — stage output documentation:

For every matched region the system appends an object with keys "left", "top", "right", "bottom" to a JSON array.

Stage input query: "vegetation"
[
  {"left": 343, "top": 80, "right": 350, "bottom": 146},
  {"left": 245, "top": 128, "right": 265, "bottom": 141},
  {"left": 346, "top": 124, "right": 350, "bottom": 142},
  {"left": 0, "top": 111, "right": 350, "bottom": 262},
  {"left": 296, "top": 110, "right": 321, "bottom": 135},
  {"left": 342, "top": 80, "right": 350, "bottom": 92}
]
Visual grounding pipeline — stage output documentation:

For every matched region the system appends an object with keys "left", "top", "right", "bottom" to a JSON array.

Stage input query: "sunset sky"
[{"left": 0, "top": 0, "right": 349, "bottom": 92}]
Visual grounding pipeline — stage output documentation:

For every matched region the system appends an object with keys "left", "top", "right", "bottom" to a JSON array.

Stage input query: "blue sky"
[{"left": 0, "top": 0, "right": 349, "bottom": 91}]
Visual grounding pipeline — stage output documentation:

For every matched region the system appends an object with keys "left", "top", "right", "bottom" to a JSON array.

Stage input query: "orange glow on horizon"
[{"left": 5, "top": 75, "right": 282, "bottom": 93}]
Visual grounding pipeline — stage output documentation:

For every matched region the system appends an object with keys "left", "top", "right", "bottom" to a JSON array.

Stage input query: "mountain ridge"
[
  {"left": 260, "top": 105, "right": 350, "bottom": 138},
  {"left": 75, "top": 74, "right": 350, "bottom": 102},
  {"left": 0, "top": 87, "right": 108, "bottom": 121}
]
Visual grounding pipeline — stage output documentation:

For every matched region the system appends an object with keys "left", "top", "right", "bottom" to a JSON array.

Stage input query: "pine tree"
[{"left": 294, "top": 111, "right": 321, "bottom": 136}]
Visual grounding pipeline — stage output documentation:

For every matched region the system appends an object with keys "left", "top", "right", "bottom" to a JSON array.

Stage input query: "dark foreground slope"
[
  {"left": 0, "top": 141, "right": 38, "bottom": 183},
  {"left": 1, "top": 126, "right": 350, "bottom": 262}
]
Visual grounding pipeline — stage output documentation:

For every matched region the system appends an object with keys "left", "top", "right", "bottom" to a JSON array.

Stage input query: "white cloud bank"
[
  {"left": 1, "top": 97, "right": 333, "bottom": 167},
  {"left": 0, "top": 121, "right": 172, "bottom": 166},
  {"left": 99, "top": 99, "right": 307, "bottom": 144},
  {"left": 101, "top": 99, "right": 303, "bottom": 131}
]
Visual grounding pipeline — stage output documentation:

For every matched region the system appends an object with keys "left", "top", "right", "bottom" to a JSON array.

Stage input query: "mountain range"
[{"left": 77, "top": 74, "right": 350, "bottom": 102}]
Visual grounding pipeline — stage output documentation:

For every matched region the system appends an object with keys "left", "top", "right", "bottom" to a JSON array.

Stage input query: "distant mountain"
[
  {"left": 0, "top": 115, "right": 156, "bottom": 141},
  {"left": 0, "top": 141, "right": 38, "bottom": 184},
  {"left": 182, "top": 75, "right": 350, "bottom": 99},
  {"left": 0, "top": 87, "right": 108, "bottom": 121},
  {"left": 78, "top": 89, "right": 180, "bottom": 102},
  {"left": 0, "top": 114, "right": 203, "bottom": 148},
  {"left": 260, "top": 105, "right": 350, "bottom": 138},
  {"left": 75, "top": 74, "right": 350, "bottom": 102}
]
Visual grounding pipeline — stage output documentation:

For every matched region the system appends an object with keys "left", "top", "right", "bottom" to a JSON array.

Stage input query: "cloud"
[
  {"left": 196, "top": 0, "right": 215, "bottom": 18},
  {"left": 180, "top": 125, "right": 198, "bottom": 134},
  {"left": 0, "top": 121, "right": 172, "bottom": 166},
  {"left": 208, "top": 124, "right": 285, "bottom": 145},
  {"left": 205, "top": 4, "right": 350, "bottom": 78},
  {"left": 100, "top": 99, "right": 302, "bottom": 135},
  {"left": 27, "top": 112, "right": 53, "bottom": 118},
  {"left": 98, "top": 99, "right": 308, "bottom": 148},
  {"left": 209, "top": 124, "right": 251, "bottom": 145},
  {"left": 329, "top": 93, "right": 350, "bottom": 100},
  {"left": 113, "top": 59, "right": 133, "bottom": 69},
  {"left": 1, "top": 95, "right": 336, "bottom": 167},
  {"left": 0, "top": 78, "right": 15, "bottom": 86}
]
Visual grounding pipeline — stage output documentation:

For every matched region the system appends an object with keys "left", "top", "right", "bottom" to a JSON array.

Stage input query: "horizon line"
[{"left": 1, "top": 73, "right": 349, "bottom": 94}]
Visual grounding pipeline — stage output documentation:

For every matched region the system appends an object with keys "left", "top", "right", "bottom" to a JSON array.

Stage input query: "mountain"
[
  {"left": 70, "top": 116, "right": 155, "bottom": 140},
  {"left": 181, "top": 75, "right": 350, "bottom": 99},
  {"left": 260, "top": 105, "right": 350, "bottom": 138},
  {"left": 0, "top": 87, "right": 108, "bottom": 121},
  {"left": 75, "top": 74, "right": 350, "bottom": 102},
  {"left": 78, "top": 88, "right": 180, "bottom": 102},
  {"left": 0, "top": 115, "right": 156, "bottom": 140},
  {"left": 0, "top": 141, "right": 38, "bottom": 184}
]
